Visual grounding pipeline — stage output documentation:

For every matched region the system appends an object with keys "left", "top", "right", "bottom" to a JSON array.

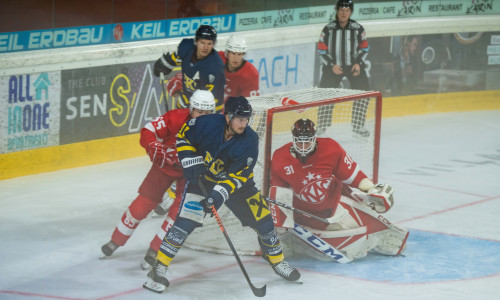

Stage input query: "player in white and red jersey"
[
  {"left": 101, "top": 90, "right": 216, "bottom": 268},
  {"left": 218, "top": 35, "right": 260, "bottom": 103},
  {"left": 270, "top": 118, "right": 408, "bottom": 261}
]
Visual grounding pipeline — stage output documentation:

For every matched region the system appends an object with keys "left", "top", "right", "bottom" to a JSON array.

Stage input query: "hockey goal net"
[{"left": 183, "top": 87, "right": 382, "bottom": 255}]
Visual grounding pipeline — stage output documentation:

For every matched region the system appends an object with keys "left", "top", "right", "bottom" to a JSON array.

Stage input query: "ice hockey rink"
[{"left": 0, "top": 110, "right": 499, "bottom": 300}]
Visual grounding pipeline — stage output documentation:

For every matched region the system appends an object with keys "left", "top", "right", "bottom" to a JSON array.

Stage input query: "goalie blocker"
[{"left": 269, "top": 186, "right": 408, "bottom": 261}]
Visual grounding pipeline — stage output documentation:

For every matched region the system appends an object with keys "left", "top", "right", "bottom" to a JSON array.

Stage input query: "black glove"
[
  {"left": 153, "top": 53, "right": 173, "bottom": 77},
  {"left": 200, "top": 189, "right": 225, "bottom": 215},
  {"left": 180, "top": 156, "right": 204, "bottom": 181}
]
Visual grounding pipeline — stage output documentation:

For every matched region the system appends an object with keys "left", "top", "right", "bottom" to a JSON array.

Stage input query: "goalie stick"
[
  {"left": 199, "top": 180, "right": 266, "bottom": 297},
  {"left": 264, "top": 196, "right": 352, "bottom": 263},
  {"left": 264, "top": 196, "right": 331, "bottom": 224}
]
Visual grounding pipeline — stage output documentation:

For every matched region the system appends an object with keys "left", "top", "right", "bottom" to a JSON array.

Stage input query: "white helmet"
[
  {"left": 190, "top": 90, "right": 215, "bottom": 112},
  {"left": 225, "top": 35, "right": 248, "bottom": 53}
]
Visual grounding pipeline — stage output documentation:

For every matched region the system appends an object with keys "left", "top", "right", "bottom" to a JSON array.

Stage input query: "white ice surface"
[{"left": 1, "top": 110, "right": 499, "bottom": 300}]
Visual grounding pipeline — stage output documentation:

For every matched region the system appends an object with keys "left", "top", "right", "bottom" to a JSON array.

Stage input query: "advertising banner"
[
  {"left": 0, "top": 72, "right": 61, "bottom": 154},
  {"left": 59, "top": 62, "right": 165, "bottom": 145},
  {"left": 247, "top": 43, "right": 316, "bottom": 95}
]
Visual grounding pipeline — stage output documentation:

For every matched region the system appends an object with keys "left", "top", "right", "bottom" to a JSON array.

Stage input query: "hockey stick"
[
  {"left": 160, "top": 72, "right": 169, "bottom": 112},
  {"left": 264, "top": 196, "right": 331, "bottom": 224},
  {"left": 290, "top": 223, "right": 353, "bottom": 263},
  {"left": 198, "top": 180, "right": 266, "bottom": 297},
  {"left": 264, "top": 197, "right": 352, "bottom": 263}
]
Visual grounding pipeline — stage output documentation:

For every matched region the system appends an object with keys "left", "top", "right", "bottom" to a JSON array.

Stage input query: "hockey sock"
[
  {"left": 157, "top": 218, "right": 197, "bottom": 266},
  {"left": 258, "top": 228, "right": 284, "bottom": 264}
]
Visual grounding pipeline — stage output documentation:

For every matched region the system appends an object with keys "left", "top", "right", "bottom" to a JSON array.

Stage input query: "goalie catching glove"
[
  {"left": 366, "top": 183, "right": 394, "bottom": 213},
  {"left": 147, "top": 141, "right": 178, "bottom": 168}
]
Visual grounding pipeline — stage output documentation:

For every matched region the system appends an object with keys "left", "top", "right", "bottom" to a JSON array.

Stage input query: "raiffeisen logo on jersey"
[{"left": 167, "top": 15, "right": 236, "bottom": 38}]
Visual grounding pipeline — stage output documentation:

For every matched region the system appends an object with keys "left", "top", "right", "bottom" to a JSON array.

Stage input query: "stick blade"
[{"left": 252, "top": 284, "right": 266, "bottom": 297}]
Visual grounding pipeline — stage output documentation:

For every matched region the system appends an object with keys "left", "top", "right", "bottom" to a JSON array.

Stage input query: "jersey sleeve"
[
  {"left": 354, "top": 23, "right": 369, "bottom": 65},
  {"left": 270, "top": 146, "right": 291, "bottom": 188},
  {"left": 176, "top": 118, "right": 199, "bottom": 162},
  {"left": 317, "top": 25, "right": 335, "bottom": 66},
  {"left": 328, "top": 139, "right": 368, "bottom": 188}
]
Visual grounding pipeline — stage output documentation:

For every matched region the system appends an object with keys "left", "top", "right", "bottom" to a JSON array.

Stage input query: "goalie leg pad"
[
  {"left": 371, "top": 223, "right": 409, "bottom": 256},
  {"left": 269, "top": 186, "right": 294, "bottom": 228}
]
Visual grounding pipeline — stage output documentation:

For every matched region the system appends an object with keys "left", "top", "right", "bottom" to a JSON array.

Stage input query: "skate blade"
[{"left": 143, "top": 278, "right": 166, "bottom": 293}]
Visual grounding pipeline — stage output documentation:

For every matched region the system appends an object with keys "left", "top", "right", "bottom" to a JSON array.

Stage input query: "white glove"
[{"left": 367, "top": 184, "right": 394, "bottom": 213}]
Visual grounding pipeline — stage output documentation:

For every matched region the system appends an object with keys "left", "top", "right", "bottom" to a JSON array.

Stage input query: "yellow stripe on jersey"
[
  {"left": 220, "top": 179, "right": 236, "bottom": 191},
  {"left": 229, "top": 173, "right": 248, "bottom": 183},
  {"left": 177, "top": 145, "right": 196, "bottom": 152}
]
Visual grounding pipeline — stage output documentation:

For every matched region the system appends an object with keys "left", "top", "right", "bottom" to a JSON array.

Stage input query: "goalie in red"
[
  {"left": 100, "top": 90, "right": 216, "bottom": 268},
  {"left": 269, "top": 118, "right": 408, "bottom": 262}
]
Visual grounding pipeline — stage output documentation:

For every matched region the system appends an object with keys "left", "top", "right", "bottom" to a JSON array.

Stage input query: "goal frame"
[{"left": 261, "top": 91, "right": 382, "bottom": 196}]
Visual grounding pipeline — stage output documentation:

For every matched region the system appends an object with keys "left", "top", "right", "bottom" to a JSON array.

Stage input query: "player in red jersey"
[
  {"left": 101, "top": 90, "right": 216, "bottom": 268},
  {"left": 218, "top": 35, "right": 260, "bottom": 103},
  {"left": 269, "top": 119, "right": 408, "bottom": 261}
]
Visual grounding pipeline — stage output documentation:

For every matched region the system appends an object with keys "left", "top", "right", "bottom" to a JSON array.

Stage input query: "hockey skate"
[
  {"left": 263, "top": 254, "right": 301, "bottom": 282},
  {"left": 143, "top": 261, "right": 170, "bottom": 293},
  {"left": 140, "top": 247, "right": 157, "bottom": 270},
  {"left": 100, "top": 241, "right": 119, "bottom": 257}
]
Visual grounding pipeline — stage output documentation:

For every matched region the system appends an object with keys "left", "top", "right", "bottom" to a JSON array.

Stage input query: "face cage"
[{"left": 292, "top": 135, "right": 317, "bottom": 157}]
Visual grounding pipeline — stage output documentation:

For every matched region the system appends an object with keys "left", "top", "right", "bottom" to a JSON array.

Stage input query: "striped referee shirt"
[{"left": 317, "top": 19, "right": 369, "bottom": 68}]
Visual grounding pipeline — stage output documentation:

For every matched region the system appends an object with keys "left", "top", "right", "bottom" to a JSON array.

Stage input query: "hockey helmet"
[
  {"left": 224, "top": 96, "right": 252, "bottom": 120},
  {"left": 336, "top": 0, "right": 354, "bottom": 11},
  {"left": 226, "top": 35, "right": 248, "bottom": 53},
  {"left": 190, "top": 90, "right": 216, "bottom": 112},
  {"left": 195, "top": 25, "right": 217, "bottom": 43},
  {"left": 291, "top": 119, "right": 317, "bottom": 163}
]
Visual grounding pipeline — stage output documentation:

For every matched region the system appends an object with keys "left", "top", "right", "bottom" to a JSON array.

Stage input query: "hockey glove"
[
  {"left": 367, "top": 183, "right": 394, "bottom": 213},
  {"left": 153, "top": 53, "right": 174, "bottom": 77},
  {"left": 147, "top": 141, "right": 169, "bottom": 168},
  {"left": 180, "top": 156, "right": 205, "bottom": 181},
  {"left": 200, "top": 186, "right": 227, "bottom": 214},
  {"left": 166, "top": 72, "right": 183, "bottom": 97}
]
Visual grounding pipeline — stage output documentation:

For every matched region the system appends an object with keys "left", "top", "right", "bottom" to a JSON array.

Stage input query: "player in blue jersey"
[
  {"left": 143, "top": 96, "right": 301, "bottom": 293},
  {"left": 153, "top": 25, "right": 226, "bottom": 112}
]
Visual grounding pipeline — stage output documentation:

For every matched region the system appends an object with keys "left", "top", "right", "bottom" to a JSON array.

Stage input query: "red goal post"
[
  {"left": 183, "top": 87, "right": 382, "bottom": 256},
  {"left": 256, "top": 88, "right": 383, "bottom": 196}
]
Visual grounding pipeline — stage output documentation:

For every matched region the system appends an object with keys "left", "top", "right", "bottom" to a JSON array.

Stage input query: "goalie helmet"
[
  {"left": 291, "top": 119, "right": 317, "bottom": 163},
  {"left": 195, "top": 25, "right": 217, "bottom": 43},
  {"left": 226, "top": 35, "right": 248, "bottom": 53},
  {"left": 190, "top": 90, "right": 215, "bottom": 112},
  {"left": 336, "top": 0, "right": 354, "bottom": 10},
  {"left": 224, "top": 96, "right": 252, "bottom": 120}
]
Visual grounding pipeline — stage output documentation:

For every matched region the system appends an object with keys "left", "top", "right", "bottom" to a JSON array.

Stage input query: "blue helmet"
[
  {"left": 224, "top": 96, "right": 252, "bottom": 120},
  {"left": 195, "top": 25, "right": 217, "bottom": 42}
]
